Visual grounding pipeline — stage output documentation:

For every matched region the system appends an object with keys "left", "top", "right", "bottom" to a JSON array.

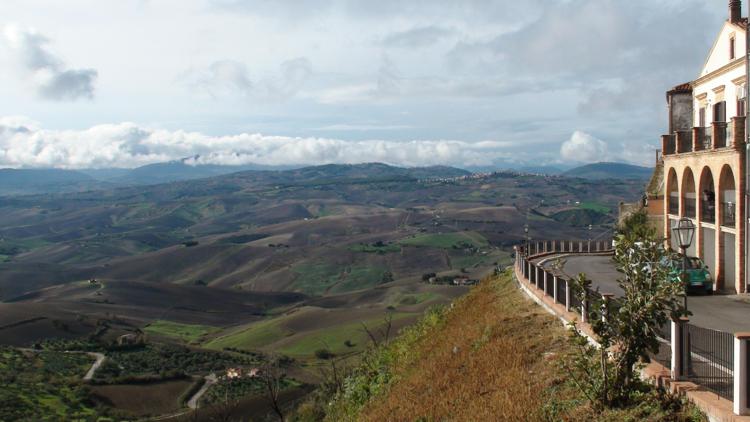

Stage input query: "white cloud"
[
  {"left": 2, "top": 25, "right": 97, "bottom": 101},
  {"left": 560, "top": 131, "right": 609, "bottom": 163},
  {"left": 0, "top": 116, "right": 512, "bottom": 169}
]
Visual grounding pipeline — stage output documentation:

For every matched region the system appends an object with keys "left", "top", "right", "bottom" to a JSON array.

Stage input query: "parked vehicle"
[{"left": 661, "top": 255, "right": 713, "bottom": 294}]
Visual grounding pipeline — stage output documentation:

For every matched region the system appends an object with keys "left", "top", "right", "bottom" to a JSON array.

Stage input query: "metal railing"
[
  {"left": 683, "top": 199, "right": 696, "bottom": 219},
  {"left": 721, "top": 202, "right": 736, "bottom": 227},
  {"left": 556, "top": 277, "right": 566, "bottom": 306},
  {"left": 699, "top": 126, "right": 712, "bottom": 150},
  {"left": 654, "top": 323, "right": 672, "bottom": 369},
  {"left": 701, "top": 200, "right": 716, "bottom": 223},
  {"left": 687, "top": 324, "right": 734, "bottom": 400},
  {"left": 714, "top": 123, "right": 727, "bottom": 148},
  {"left": 515, "top": 242, "right": 745, "bottom": 412},
  {"left": 668, "top": 197, "right": 679, "bottom": 215}
]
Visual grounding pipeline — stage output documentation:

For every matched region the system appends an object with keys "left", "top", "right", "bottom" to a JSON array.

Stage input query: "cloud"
[
  {"left": 0, "top": 116, "right": 512, "bottom": 169},
  {"left": 186, "top": 57, "right": 311, "bottom": 101},
  {"left": 383, "top": 26, "right": 454, "bottom": 48},
  {"left": 560, "top": 131, "right": 609, "bottom": 163},
  {"left": 2, "top": 25, "right": 97, "bottom": 101}
]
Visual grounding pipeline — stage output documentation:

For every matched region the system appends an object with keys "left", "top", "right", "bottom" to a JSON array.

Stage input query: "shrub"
[{"left": 315, "top": 349, "right": 334, "bottom": 360}]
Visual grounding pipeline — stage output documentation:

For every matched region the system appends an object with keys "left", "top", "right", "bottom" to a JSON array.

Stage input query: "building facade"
[{"left": 662, "top": 0, "right": 748, "bottom": 293}]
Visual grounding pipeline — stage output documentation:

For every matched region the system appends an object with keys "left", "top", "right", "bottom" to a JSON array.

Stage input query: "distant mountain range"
[
  {"left": 0, "top": 162, "right": 471, "bottom": 196},
  {"left": 563, "top": 162, "right": 654, "bottom": 180},
  {"left": 0, "top": 160, "right": 651, "bottom": 196}
]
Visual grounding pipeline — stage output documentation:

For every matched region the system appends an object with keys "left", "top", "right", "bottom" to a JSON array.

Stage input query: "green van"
[{"left": 661, "top": 256, "right": 713, "bottom": 294}]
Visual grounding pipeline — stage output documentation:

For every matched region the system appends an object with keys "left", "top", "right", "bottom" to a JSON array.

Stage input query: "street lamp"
[
  {"left": 588, "top": 224, "right": 593, "bottom": 252},
  {"left": 672, "top": 217, "right": 696, "bottom": 312}
]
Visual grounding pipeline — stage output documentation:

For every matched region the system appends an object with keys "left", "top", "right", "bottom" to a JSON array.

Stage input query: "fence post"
[
  {"left": 671, "top": 317, "right": 689, "bottom": 380},
  {"left": 537, "top": 267, "right": 543, "bottom": 290},
  {"left": 553, "top": 275, "right": 559, "bottom": 303},
  {"left": 734, "top": 332, "right": 750, "bottom": 415},
  {"left": 565, "top": 278, "right": 571, "bottom": 312},
  {"left": 579, "top": 241, "right": 583, "bottom": 253}
]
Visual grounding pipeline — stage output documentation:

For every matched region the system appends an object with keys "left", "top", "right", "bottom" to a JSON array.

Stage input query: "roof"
[
  {"left": 730, "top": 17, "right": 749, "bottom": 30},
  {"left": 666, "top": 82, "right": 692, "bottom": 101}
]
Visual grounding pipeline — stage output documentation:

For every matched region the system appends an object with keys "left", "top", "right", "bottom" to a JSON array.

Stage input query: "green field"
[
  {"left": 329, "top": 266, "right": 391, "bottom": 294},
  {"left": 143, "top": 320, "right": 219, "bottom": 343},
  {"left": 278, "top": 313, "right": 413, "bottom": 357},
  {"left": 348, "top": 243, "right": 401, "bottom": 254},
  {"left": 292, "top": 263, "right": 390, "bottom": 295},
  {"left": 578, "top": 201, "right": 611, "bottom": 213},
  {"left": 204, "top": 318, "right": 293, "bottom": 351},
  {"left": 290, "top": 263, "right": 341, "bottom": 296},
  {"left": 0, "top": 348, "right": 98, "bottom": 421},
  {"left": 394, "top": 292, "right": 439, "bottom": 307},
  {"left": 399, "top": 232, "right": 489, "bottom": 249}
]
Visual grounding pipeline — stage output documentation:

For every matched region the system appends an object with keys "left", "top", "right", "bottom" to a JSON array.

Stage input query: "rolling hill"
[
  {"left": 563, "top": 162, "right": 654, "bottom": 180},
  {"left": 0, "top": 168, "right": 110, "bottom": 196}
]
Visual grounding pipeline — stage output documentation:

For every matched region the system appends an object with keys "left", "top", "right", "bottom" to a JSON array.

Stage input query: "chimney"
[{"left": 730, "top": 0, "right": 742, "bottom": 24}]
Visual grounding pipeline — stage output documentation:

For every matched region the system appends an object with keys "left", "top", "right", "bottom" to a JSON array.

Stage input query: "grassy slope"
[
  {"left": 143, "top": 320, "right": 219, "bottom": 343},
  {"left": 326, "top": 272, "right": 568, "bottom": 421},
  {"left": 323, "top": 272, "right": 705, "bottom": 422},
  {"left": 398, "top": 231, "right": 489, "bottom": 249}
]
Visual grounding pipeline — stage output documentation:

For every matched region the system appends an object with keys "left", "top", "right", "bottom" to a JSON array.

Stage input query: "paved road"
[{"left": 544, "top": 255, "right": 750, "bottom": 333}]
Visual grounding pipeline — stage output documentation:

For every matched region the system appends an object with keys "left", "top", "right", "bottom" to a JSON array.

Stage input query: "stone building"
[{"left": 661, "top": 0, "right": 748, "bottom": 293}]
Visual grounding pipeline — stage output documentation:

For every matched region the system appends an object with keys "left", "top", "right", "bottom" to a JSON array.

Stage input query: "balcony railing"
[
  {"left": 662, "top": 116, "right": 745, "bottom": 156},
  {"left": 721, "top": 202, "right": 736, "bottom": 227},
  {"left": 683, "top": 199, "right": 696, "bottom": 218},
  {"left": 668, "top": 197, "right": 679, "bottom": 215},
  {"left": 714, "top": 122, "right": 727, "bottom": 148},
  {"left": 699, "top": 126, "right": 712, "bottom": 150},
  {"left": 701, "top": 200, "right": 716, "bottom": 223}
]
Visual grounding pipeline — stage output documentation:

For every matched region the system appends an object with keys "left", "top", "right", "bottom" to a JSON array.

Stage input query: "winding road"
[{"left": 542, "top": 254, "right": 750, "bottom": 333}]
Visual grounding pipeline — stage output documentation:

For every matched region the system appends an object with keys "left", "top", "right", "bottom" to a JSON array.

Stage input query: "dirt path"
[
  {"left": 83, "top": 352, "right": 106, "bottom": 381},
  {"left": 18, "top": 348, "right": 106, "bottom": 381},
  {"left": 187, "top": 373, "right": 217, "bottom": 410}
]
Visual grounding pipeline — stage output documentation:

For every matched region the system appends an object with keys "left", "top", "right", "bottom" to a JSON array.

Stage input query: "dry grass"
[{"left": 358, "top": 272, "right": 567, "bottom": 422}]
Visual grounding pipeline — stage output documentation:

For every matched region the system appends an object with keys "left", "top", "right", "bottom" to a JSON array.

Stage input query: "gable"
[{"left": 700, "top": 21, "right": 746, "bottom": 77}]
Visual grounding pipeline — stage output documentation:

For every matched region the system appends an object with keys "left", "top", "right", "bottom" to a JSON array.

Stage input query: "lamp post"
[
  {"left": 588, "top": 224, "right": 593, "bottom": 252},
  {"left": 672, "top": 217, "right": 696, "bottom": 312}
]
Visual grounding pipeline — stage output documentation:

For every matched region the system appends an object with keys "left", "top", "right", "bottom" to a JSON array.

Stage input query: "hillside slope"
[
  {"left": 564, "top": 162, "right": 653, "bottom": 180},
  {"left": 322, "top": 272, "right": 568, "bottom": 421}
]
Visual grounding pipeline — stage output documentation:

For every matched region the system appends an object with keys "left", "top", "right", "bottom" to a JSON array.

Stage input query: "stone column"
[
  {"left": 671, "top": 317, "right": 689, "bottom": 380},
  {"left": 734, "top": 332, "right": 750, "bottom": 415},
  {"left": 564, "top": 278, "right": 571, "bottom": 312}
]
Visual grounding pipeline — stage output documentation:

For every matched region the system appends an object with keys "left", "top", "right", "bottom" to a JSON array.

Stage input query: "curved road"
[{"left": 546, "top": 255, "right": 750, "bottom": 333}]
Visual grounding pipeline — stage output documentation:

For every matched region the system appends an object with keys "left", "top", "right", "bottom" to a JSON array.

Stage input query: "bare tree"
[
  {"left": 360, "top": 312, "right": 393, "bottom": 347},
  {"left": 261, "top": 358, "right": 286, "bottom": 421}
]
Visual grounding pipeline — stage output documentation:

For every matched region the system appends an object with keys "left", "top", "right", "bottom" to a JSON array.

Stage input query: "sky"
[{"left": 0, "top": 0, "right": 730, "bottom": 170}]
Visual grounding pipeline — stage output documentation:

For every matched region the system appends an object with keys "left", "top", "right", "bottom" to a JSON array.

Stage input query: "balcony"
[
  {"left": 701, "top": 200, "right": 716, "bottom": 223},
  {"left": 721, "top": 202, "right": 736, "bottom": 228},
  {"left": 683, "top": 199, "right": 696, "bottom": 219},
  {"left": 662, "top": 116, "right": 744, "bottom": 156}
]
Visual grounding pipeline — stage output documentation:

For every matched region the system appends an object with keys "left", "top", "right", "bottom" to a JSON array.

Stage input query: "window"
[
  {"left": 738, "top": 84, "right": 747, "bottom": 117},
  {"left": 730, "top": 36, "right": 736, "bottom": 60},
  {"left": 714, "top": 101, "right": 726, "bottom": 122},
  {"left": 699, "top": 107, "right": 706, "bottom": 126}
]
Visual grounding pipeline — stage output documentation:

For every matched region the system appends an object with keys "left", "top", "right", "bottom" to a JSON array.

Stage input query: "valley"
[{"left": 0, "top": 163, "right": 645, "bottom": 419}]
